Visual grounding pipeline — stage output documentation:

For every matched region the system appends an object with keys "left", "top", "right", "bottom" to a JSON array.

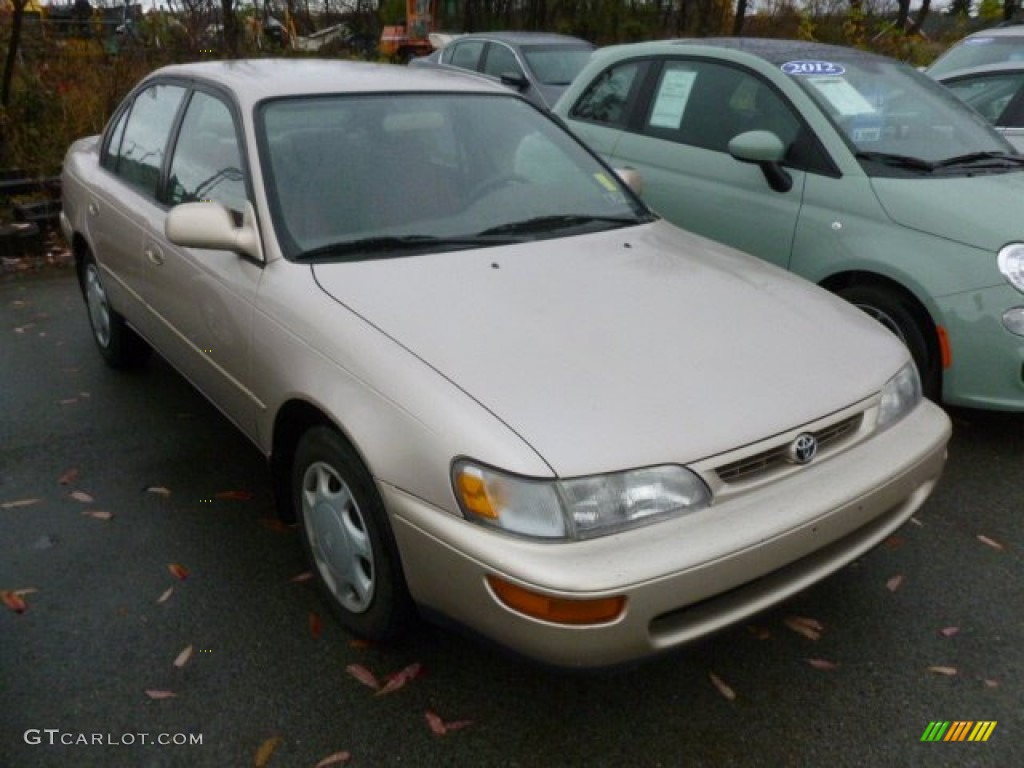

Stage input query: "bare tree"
[{"left": 2, "top": 0, "right": 30, "bottom": 109}]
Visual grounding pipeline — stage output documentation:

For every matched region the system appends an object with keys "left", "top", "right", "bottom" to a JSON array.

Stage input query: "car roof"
[
  {"left": 597, "top": 37, "right": 890, "bottom": 67},
  {"left": 670, "top": 37, "right": 887, "bottom": 64},
  {"left": 958, "top": 24, "right": 1024, "bottom": 40},
  {"left": 142, "top": 58, "right": 510, "bottom": 105},
  {"left": 447, "top": 31, "right": 593, "bottom": 47},
  {"left": 935, "top": 61, "right": 1024, "bottom": 81}
]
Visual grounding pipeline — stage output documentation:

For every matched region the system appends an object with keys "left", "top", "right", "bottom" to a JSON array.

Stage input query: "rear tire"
[
  {"left": 80, "top": 253, "right": 150, "bottom": 369},
  {"left": 837, "top": 283, "right": 940, "bottom": 401},
  {"left": 292, "top": 426, "right": 414, "bottom": 640}
]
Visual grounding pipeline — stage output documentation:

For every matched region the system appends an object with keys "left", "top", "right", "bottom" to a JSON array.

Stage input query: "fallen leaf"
[
  {"left": 215, "top": 490, "right": 254, "bottom": 501},
  {"left": 984, "top": 679, "right": 1000, "bottom": 689},
  {"left": 2, "top": 591, "right": 28, "bottom": 613},
  {"left": 59, "top": 398, "right": 78, "bottom": 406},
  {"left": 939, "top": 626, "right": 960, "bottom": 638},
  {"left": 168, "top": 563, "right": 189, "bottom": 581},
  {"left": 145, "top": 486, "right": 172, "bottom": 497},
  {"left": 12, "top": 588, "right": 37, "bottom": 596},
  {"left": 58, "top": 468, "right": 79, "bottom": 485},
  {"left": 290, "top": 571, "right": 313, "bottom": 583},
  {"left": 377, "top": 662, "right": 423, "bottom": 696},
  {"left": 884, "top": 536, "right": 905, "bottom": 550},
  {"left": 425, "top": 710, "right": 447, "bottom": 735},
  {"left": 708, "top": 671, "right": 736, "bottom": 701},
  {"left": 309, "top": 612, "right": 322, "bottom": 638},
  {"left": 314, "top": 751, "right": 351, "bottom": 768},
  {"left": 927, "top": 666, "right": 958, "bottom": 677},
  {"left": 173, "top": 644, "right": 194, "bottom": 669},
  {"left": 2, "top": 498, "right": 41, "bottom": 510},
  {"left": 886, "top": 574, "right": 904, "bottom": 592},
  {"left": 82, "top": 510, "right": 114, "bottom": 521},
  {"left": 349, "top": 638, "right": 372, "bottom": 649},
  {"left": 346, "top": 664, "right": 380, "bottom": 690},
  {"left": 805, "top": 658, "right": 839, "bottom": 671},
  {"left": 976, "top": 535, "right": 1005, "bottom": 551},
  {"left": 157, "top": 587, "right": 174, "bottom": 604},
  {"left": 424, "top": 710, "right": 471, "bottom": 736},
  {"left": 69, "top": 490, "right": 94, "bottom": 503},
  {"left": 254, "top": 736, "right": 282, "bottom": 767},
  {"left": 784, "top": 616, "right": 823, "bottom": 641},
  {"left": 910, "top": 517, "right": 923, "bottom": 527},
  {"left": 144, "top": 690, "right": 177, "bottom": 700}
]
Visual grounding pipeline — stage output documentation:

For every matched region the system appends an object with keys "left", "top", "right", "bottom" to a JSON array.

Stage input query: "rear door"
[{"left": 87, "top": 83, "right": 187, "bottom": 338}]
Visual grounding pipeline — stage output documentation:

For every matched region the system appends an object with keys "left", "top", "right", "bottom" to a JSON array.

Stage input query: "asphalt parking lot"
[{"left": 1, "top": 266, "right": 1021, "bottom": 767}]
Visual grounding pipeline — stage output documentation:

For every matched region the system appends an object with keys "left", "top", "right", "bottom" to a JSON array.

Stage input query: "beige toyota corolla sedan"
[{"left": 61, "top": 60, "right": 951, "bottom": 668}]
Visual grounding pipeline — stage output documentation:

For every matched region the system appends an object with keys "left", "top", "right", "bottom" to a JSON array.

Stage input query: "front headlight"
[
  {"left": 876, "top": 362, "right": 922, "bottom": 429},
  {"left": 998, "top": 243, "right": 1024, "bottom": 293},
  {"left": 453, "top": 461, "right": 711, "bottom": 540}
]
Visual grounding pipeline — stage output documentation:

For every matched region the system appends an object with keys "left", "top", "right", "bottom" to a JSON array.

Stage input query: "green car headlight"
[
  {"left": 453, "top": 462, "right": 711, "bottom": 540},
  {"left": 998, "top": 243, "right": 1024, "bottom": 293},
  {"left": 877, "top": 362, "right": 922, "bottom": 429}
]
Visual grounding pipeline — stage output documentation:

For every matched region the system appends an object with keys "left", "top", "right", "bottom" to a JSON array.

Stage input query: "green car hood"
[{"left": 870, "top": 172, "right": 1024, "bottom": 252}]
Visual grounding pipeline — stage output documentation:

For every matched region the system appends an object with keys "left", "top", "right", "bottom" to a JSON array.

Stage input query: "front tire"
[
  {"left": 80, "top": 253, "right": 150, "bottom": 368},
  {"left": 837, "top": 283, "right": 940, "bottom": 401},
  {"left": 292, "top": 426, "right": 413, "bottom": 640}
]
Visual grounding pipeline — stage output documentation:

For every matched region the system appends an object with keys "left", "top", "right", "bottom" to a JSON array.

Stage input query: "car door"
[
  {"left": 606, "top": 58, "right": 813, "bottom": 270},
  {"left": 140, "top": 87, "right": 263, "bottom": 439},
  {"left": 87, "top": 83, "right": 187, "bottom": 339}
]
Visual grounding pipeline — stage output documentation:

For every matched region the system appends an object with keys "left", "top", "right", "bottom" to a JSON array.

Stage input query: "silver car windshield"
[
  {"left": 258, "top": 93, "right": 648, "bottom": 261},
  {"left": 784, "top": 57, "right": 1016, "bottom": 170}
]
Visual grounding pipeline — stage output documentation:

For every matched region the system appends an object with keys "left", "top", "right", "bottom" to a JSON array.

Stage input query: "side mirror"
[
  {"left": 615, "top": 167, "right": 644, "bottom": 197},
  {"left": 500, "top": 72, "right": 530, "bottom": 91},
  {"left": 728, "top": 130, "right": 793, "bottom": 193},
  {"left": 165, "top": 201, "right": 263, "bottom": 262}
]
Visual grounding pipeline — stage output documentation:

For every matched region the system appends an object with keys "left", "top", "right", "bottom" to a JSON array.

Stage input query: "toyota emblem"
[{"left": 786, "top": 433, "right": 818, "bottom": 465}]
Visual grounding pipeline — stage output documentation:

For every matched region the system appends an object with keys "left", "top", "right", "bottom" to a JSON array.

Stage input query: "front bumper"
[
  {"left": 385, "top": 400, "right": 950, "bottom": 668},
  {"left": 939, "top": 283, "right": 1024, "bottom": 411}
]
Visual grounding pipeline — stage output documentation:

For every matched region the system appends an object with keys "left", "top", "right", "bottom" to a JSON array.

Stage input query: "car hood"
[
  {"left": 313, "top": 221, "right": 905, "bottom": 477},
  {"left": 871, "top": 172, "right": 1024, "bottom": 251}
]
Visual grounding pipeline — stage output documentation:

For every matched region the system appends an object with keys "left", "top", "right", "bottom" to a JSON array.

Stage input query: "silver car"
[
  {"left": 935, "top": 63, "right": 1024, "bottom": 150},
  {"left": 61, "top": 60, "right": 950, "bottom": 667}
]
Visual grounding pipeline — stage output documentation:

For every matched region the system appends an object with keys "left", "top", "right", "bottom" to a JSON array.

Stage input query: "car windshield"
[
  {"left": 258, "top": 93, "right": 648, "bottom": 260},
  {"left": 782, "top": 55, "right": 1016, "bottom": 172},
  {"left": 522, "top": 45, "right": 595, "bottom": 85},
  {"left": 927, "top": 35, "right": 1024, "bottom": 78}
]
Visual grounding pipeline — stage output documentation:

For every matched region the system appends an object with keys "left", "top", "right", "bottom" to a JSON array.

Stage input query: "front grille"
[{"left": 715, "top": 413, "right": 863, "bottom": 484}]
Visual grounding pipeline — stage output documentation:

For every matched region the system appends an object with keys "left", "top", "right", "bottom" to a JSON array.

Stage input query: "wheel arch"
[
  {"left": 819, "top": 270, "right": 943, "bottom": 399},
  {"left": 269, "top": 398, "right": 373, "bottom": 522}
]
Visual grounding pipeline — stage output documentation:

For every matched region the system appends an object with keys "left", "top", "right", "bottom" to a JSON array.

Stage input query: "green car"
[{"left": 555, "top": 39, "right": 1024, "bottom": 410}]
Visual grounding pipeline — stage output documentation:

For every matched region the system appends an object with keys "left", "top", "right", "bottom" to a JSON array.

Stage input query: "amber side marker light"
[
  {"left": 486, "top": 575, "right": 626, "bottom": 625},
  {"left": 937, "top": 325, "right": 952, "bottom": 369}
]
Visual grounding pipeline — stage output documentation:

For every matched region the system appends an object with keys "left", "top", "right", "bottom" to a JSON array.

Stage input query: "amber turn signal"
[{"left": 486, "top": 575, "right": 626, "bottom": 625}]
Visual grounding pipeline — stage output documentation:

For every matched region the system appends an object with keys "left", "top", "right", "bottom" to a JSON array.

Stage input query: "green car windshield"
[{"left": 782, "top": 56, "right": 1015, "bottom": 168}]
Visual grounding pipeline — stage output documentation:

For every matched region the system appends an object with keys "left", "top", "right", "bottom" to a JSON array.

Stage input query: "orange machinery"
[{"left": 379, "top": 0, "right": 440, "bottom": 62}]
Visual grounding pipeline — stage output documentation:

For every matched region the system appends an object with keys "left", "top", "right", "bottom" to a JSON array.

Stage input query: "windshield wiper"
[
  {"left": 854, "top": 151, "right": 935, "bottom": 172},
  {"left": 476, "top": 214, "right": 643, "bottom": 237},
  {"left": 932, "top": 151, "right": 1024, "bottom": 170},
  {"left": 294, "top": 234, "right": 518, "bottom": 261}
]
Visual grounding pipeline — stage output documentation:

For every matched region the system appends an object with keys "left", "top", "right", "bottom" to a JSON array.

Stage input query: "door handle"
[{"left": 144, "top": 247, "right": 164, "bottom": 266}]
